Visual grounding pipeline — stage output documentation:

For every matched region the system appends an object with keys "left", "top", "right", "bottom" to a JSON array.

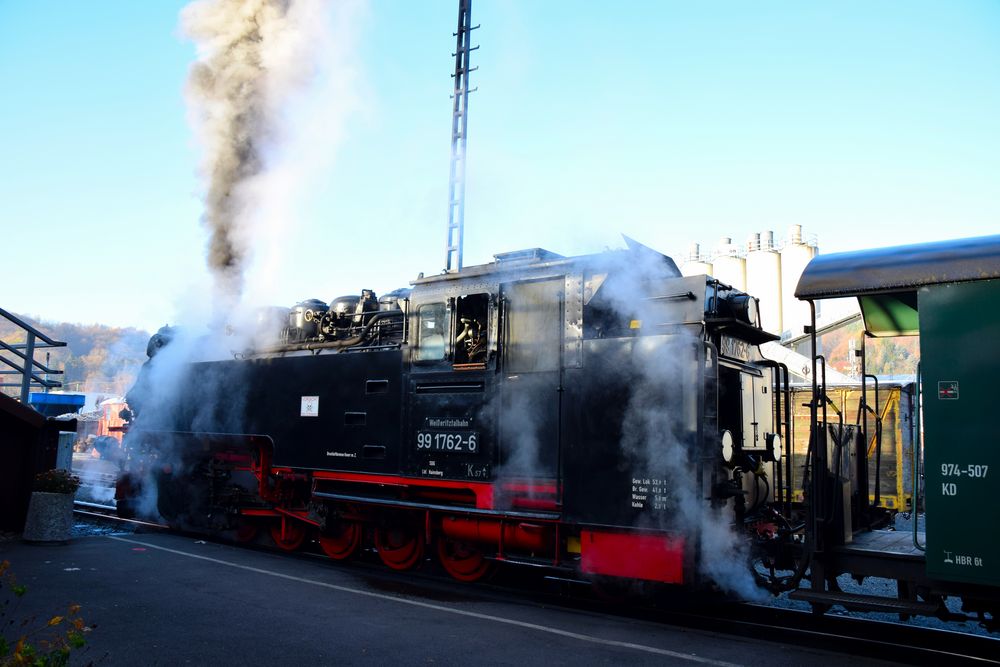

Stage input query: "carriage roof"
[
  {"left": 795, "top": 234, "right": 1000, "bottom": 336},
  {"left": 795, "top": 234, "right": 1000, "bottom": 300}
]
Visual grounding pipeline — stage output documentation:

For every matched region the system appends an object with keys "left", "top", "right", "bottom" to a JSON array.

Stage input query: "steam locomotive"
[
  {"left": 118, "top": 238, "right": 786, "bottom": 590},
  {"left": 117, "top": 234, "right": 1000, "bottom": 632}
]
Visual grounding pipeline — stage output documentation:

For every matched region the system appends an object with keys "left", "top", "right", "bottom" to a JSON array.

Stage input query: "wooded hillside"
[{"left": 0, "top": 314, "right": 149, "bottom": 398}]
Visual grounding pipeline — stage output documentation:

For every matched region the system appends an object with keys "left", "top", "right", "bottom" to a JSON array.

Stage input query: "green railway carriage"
[{"left": 790, "top": 234, "right": 1000, "bottom": 623}]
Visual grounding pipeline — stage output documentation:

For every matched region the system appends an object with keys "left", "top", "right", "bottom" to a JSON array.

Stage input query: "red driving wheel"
[
  {"left": 319, "top": 521, "right": 362, "bottom": 561},
  {"left": 436, "top": 538, "right": 493, "bottom": 582},
  {"left": 235, "top": 520, "right": 260, "bottom": 544},
  {"left": 269, "top": 518, "right": 307, "bottom": 552},
  {"left": 375, "top": 524, "right": 425, "bottom": 570}
]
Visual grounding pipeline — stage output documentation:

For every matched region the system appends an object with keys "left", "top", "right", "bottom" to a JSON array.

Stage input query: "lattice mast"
[{"left": 445, "top": 0, "right": 478, "bottom": 273}]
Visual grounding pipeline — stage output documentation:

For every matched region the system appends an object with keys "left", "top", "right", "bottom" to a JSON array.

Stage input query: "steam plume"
[
  {"left": 182, "top": 0, "right": 328, "bottom": 313},
  {"left": 597, "top": 246, "right": 764, "bottom": 599}
]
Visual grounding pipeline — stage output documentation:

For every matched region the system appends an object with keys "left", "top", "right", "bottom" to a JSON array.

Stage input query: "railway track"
[
  {"left": 73, "top": 501, "right": 169, "bottom": 532},
  {"left": 71, "top": 507, "right": 1000, "bottom": 664}
]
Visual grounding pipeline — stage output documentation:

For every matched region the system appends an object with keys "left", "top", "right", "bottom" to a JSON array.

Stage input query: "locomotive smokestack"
[{"left": 182, "top": 0, "right": 326, "bottom": 314}]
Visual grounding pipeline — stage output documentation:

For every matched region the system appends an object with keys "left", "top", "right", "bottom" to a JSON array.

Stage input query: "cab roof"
[{"left": 412, "top": 237, "right": 681, "bottom": 286}]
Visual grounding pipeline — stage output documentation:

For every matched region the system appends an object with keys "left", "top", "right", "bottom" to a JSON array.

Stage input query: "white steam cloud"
[
  {"left": 182, "top": 0, "right": 363, "bottom": 320},
  {"left": 594, "top": 246, "right": 764, "bottom": 600},
  {"left": 121, "top": 0, "right": 365, "bottom": 520},
  {"left": 123, "top": 326, "right": 253, "bottom": 520}
]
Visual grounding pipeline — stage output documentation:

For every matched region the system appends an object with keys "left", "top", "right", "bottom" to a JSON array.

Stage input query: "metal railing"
[{"left": 0, "top": 307, "right": 66, "bottom": 402}]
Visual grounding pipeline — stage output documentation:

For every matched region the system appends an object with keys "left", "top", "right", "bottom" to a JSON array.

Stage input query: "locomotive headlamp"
[
  {"left": 732, "top": 294, "right": 758, "bottom": 327},
  {"left": 746, "top": 297, "right": 758, "bottom": 326},
  {"left": 721, "top": 430, "right": 735, "bottom": 464},
  {"left": 766, "top": 433, "right": 782, "bottom": 463}
]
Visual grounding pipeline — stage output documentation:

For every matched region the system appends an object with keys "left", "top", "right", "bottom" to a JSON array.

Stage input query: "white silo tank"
[
  {"left": 711, "top": 237, "right": 746, "bottom": 291},
  {"left": 746, "top": 230, "right": 783, "bottom": 335},
  {"left": 780, "top": 224, "right": 817, "bottom": 338},
  {"left": 681, "top": 242, "right": 714, "bottom": 277}
]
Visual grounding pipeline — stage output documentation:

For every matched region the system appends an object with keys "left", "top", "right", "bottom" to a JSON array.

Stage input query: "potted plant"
[{"left": 22, "top": 469, "right": 80, "bottom": 544}]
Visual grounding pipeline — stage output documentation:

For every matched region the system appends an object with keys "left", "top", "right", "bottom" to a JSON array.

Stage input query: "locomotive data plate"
[{"left": 416, "top": 430, "right": 479, "bottom": 453}]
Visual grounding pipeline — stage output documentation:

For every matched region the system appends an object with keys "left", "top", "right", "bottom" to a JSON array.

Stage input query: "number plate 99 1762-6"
[{"left": 416, "top": 431, "right": 478, "bottom": 453}]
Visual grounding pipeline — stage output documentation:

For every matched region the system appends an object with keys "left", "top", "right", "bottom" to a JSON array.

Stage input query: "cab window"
[
  {"left": 454, "top": 293, "right": 489, "bottom": 367},
  {"left": 415, "top": 303, "right": 447, "bottom": 361}
]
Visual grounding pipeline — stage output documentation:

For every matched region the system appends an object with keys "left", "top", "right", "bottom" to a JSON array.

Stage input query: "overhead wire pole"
[{"left": 445, "top": 0, "right": 478, "bottom": 273}]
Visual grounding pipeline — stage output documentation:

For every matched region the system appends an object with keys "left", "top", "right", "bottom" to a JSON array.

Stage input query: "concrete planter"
[{"left": 22, "top": 491, "right": 74, "bottom": 544}]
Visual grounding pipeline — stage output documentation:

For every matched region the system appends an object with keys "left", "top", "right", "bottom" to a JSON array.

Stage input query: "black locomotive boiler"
[{"left": 119, "top": 240, "right": 785, "bottom": 588}]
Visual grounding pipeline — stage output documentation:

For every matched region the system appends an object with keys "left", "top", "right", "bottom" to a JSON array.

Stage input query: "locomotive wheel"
[
  {"left": 235, "top": 520, "right": 260, "bottom": 544},
  {"left": 375, "top": 524, "right": 425, "bottom": 570},
  {"left": 319, "top": 521, "right": 362, "bottom": 561},
  {"left": 436, "top": 538, "right": 493, "bottom": 582},
  {"left": 270, "top": 519, "right": 307, "bottom": 552}
]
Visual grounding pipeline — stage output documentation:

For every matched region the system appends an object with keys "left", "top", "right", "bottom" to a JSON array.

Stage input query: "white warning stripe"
[{"left": 108, "top": 535, "right": 741, "bottom": 666}]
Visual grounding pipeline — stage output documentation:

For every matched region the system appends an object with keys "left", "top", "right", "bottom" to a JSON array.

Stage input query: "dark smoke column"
[{"left": 182, "top": 0, "right": 324, "bottom": 314}]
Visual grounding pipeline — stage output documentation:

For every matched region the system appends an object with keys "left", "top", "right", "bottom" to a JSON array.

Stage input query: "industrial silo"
[
  {"left": 745, "top": 231, "right": 782, "bottom": 335},
  {"left": 780, "top": 224, "right": 817, "bottom": 338},
  {"left": 711, "top": 237, "right": 746, "bottom": 291},
  {"left": 681, "top": 243, "right": 714, "bottom": 277}
]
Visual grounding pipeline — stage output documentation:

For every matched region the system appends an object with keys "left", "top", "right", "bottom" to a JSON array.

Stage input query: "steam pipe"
[{"left": 263, "top": 310, "right": 405, "bottom": 353}]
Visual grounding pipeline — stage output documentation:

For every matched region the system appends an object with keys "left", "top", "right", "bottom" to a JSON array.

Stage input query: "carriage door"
[{"left": 499, "top": 278, "right": 564, "bottom": 501}]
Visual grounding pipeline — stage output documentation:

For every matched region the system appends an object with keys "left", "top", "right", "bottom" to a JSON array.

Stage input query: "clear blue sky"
[{"left": 3, "top": 1, "right": 999, "bottom": 331}]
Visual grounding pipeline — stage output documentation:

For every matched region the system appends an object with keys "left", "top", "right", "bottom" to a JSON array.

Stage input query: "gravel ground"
[
  {"left": 771, "top": 574, "right": 992, "bottom": 637},
  {"left": 0, "top": 513, "right": 132, "bottom": 544},
  {"left": 70, "top": 516, "right": 135, "bottom": 539}
]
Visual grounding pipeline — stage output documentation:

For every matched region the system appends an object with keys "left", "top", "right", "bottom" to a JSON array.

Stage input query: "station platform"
[{"left": 0, "top": 530, "right": 894, "bottom": 666}]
